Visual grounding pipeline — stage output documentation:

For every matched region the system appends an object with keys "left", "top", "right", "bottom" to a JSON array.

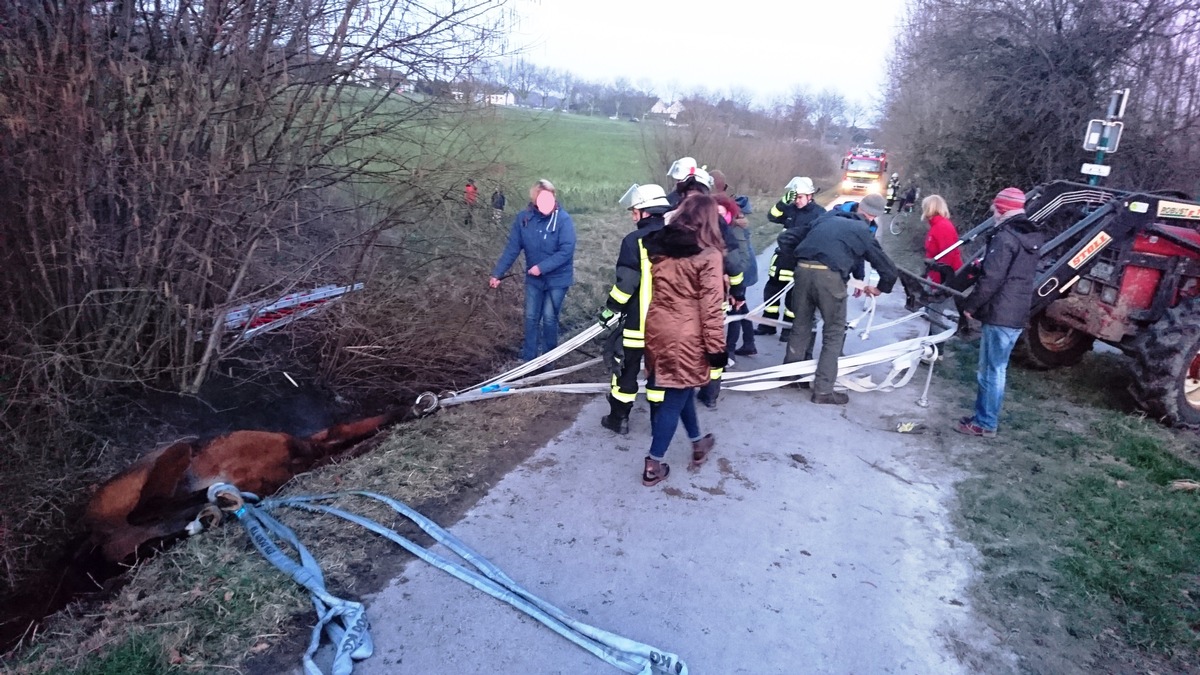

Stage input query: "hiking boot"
[
  {"left": 955, "top": 419, "right": 996, "bottom": 438},
  {"left": 779, "top": 329, "right": 792, "bottom": 342},
  {"left": 753, "top": 325, "right": 777, "bottom": 336},
  {"left": 811, "top": 391, "right": 849, "bottom": 405},
  {"left": 600, "top": 414, "right": 629, "bottom": 435},
  {"left": 734, "top": 346, "right": 758, "bottom": 357},
  {"left": 690, "top": 434, "right": 715, "bottom": 470}
]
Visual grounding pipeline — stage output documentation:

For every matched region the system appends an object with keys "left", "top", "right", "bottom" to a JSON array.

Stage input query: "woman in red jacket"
[{"left": 921, "top": 194, "right": 964, "bottom": 284}]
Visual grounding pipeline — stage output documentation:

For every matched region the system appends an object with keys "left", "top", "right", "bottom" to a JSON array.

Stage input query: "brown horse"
[{"left": 82, "top": 410, "right": 408, "bottom": 564}]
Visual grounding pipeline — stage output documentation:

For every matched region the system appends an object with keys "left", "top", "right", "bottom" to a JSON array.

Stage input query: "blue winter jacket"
[{"left": 491, "top": 204, "right": 576, "bottom": 289}]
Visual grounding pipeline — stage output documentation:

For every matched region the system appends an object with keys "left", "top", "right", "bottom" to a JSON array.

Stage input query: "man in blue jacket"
[{"left": 489, "top": 180, "right": 576, "bottom": 361}]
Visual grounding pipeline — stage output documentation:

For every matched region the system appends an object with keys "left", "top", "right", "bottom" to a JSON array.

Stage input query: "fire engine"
[{"left": 839, "top": 147, "right": 888, "bottom": 195}]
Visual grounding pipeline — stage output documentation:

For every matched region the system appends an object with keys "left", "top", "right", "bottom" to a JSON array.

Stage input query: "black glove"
[{"left": 705, "top": 352, "right": 729, "bottom": 368}]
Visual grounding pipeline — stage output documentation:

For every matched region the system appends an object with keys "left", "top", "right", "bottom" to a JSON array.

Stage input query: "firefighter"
[
  {"left": 599, "top": 183, "right": 673, "bottom": 435},
  {"left": 756, "top": 177, "right": 825, "bottom": 340},
  {"left": 885, "top": 173, "right": 901, "bottom": 213},
  {"left": 659, "top": 165, "right": 747, "bottom": 407}
]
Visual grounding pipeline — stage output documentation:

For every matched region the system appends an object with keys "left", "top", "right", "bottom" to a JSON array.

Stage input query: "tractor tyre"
[
  {"left": 1127, "top": 300, "right": 1200, "bottom": 427},
  {"left": 1015, "top": 310, "right": 1095, "bottom": 370}
]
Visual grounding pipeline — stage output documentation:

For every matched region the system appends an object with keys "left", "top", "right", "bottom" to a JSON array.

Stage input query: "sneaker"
[
  {"left": 955, "top": 419, "right": 997, "bottom": 438},
  {"left": 753, "top": 326, "right": 777, "bottom": 336},
  {"left": 600, "top": 414, "right": 629, "bottom": 435},
  {"left": 811, "top": 391, "right": 849, "bottom": 405},
  {"left": 734, "top": 346, "right": 758, "bottom": 356},
  {"left": 726, "top": 357, "right": 736, "bottom": 369}
]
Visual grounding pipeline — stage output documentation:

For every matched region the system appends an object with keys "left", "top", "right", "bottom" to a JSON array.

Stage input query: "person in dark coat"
[
  {"left": 599, "top": 184, "right": 671, "bottom": 436},
  {"left": 956, "top": 187, "right": 1043, "bottom": 437},
  {"left": 783, "top": 193, "right": 899, "bottom": 404},
  {"left": 491, "top": 188, "right": 506, "bottom": 223},
  {"left": 489, "top": 179, "right": 576, "bottom": 361},
  {"left": 757, "top": 177, "right": 825, "bottom": 338}
]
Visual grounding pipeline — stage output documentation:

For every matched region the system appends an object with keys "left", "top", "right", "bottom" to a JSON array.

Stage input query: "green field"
[{"left": 477, "top": 108, "right": 655, "bottom": 214}]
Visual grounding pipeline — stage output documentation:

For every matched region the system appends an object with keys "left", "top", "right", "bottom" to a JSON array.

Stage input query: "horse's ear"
[{"left": 126, "top": 442, "right": 194, "bottom": 525}]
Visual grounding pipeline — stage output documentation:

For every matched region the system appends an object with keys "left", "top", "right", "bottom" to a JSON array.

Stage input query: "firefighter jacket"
[
  {"left": 643, "top": 226, "right": 726, "bottom": 389},
  {"left": 769, "top": 202, "right": 828, "bottom": 281},
  {"left": 606, "top": 213, "right": 666, "bottom": 348},
  {"left": 960, "top": 213, "right": 1043, "bottom": 329},
  {"left": 768, "top": 197, "right": 798, "bottom": 227}
]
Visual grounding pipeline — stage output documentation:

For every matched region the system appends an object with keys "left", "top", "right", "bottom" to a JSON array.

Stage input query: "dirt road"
[{"left": 312, "top": 206, "right": 1015, "bottom": 674}]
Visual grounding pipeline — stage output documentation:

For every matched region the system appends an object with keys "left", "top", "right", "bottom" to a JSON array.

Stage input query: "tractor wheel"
[
  {"left": 1128, "top": 300, "right": 1200, "bottom": 427},
  {"left": 1015, "top": 310, "right": 1095, "bottom": 370}
]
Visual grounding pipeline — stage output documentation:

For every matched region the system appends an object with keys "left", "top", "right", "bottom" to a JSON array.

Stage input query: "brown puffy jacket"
[{"left": 643, "top": 227, "right": 726, "bottom": 388}]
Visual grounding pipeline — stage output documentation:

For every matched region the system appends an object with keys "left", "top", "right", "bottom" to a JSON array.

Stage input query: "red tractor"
[{"left": 906, "top": 181, "right": 1200, "bottom": 426}]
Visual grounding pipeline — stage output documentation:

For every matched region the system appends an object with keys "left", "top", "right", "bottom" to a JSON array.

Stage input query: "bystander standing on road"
[
  {"left": 956, "top": 187, "right": 1043, "bottom": 437},
  {"left": 783, "top": 193, "right": 899, "bottom": 404},
  {"left": 489, "top": 179, "right": 576, "bottom": 362},
  {"left": 640, "top": 195, "right": 726, "bottom": 487}
]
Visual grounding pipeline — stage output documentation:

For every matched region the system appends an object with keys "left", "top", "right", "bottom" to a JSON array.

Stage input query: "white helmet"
[
  {"left": 891, "top": 172, "right": 899, "bottom": 179},
  {"left": 689, "top": 166, "right": 714, "bottom": 189},
  {"left": 784, "top": 176, "right": 817, "bottom": 195},
  {"left": 619, "top": 183, "right": 670, "bottom": 211},
  {"left": 666, "top": 156, "right": 698, "bottom": 181}
]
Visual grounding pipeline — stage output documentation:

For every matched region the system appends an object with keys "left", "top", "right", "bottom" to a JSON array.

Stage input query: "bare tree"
[
  {"left": 881, "top": 0, "right": 1200, "bottom": 218},
  {"left": 812, "top": 88, "right": 847, "bottom": 144}
]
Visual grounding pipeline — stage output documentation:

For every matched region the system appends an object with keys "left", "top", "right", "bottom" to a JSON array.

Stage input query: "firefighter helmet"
[
  {"left": 619, "top": 183, "right": 671, "bottom": 211},
  {"left": 784, "top": 176, "right": 817, "bottom": 195},
  {"left": 666, "top": 156, "right": 699, "bottom": 181}
]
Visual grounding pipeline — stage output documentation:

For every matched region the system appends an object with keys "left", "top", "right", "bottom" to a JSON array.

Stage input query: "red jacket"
[
  {"left": 465, "top": 183, "right": 478, "bottom": 205},
  {"left": 924, "top": 214, "right": 963, "bottom": 284}
]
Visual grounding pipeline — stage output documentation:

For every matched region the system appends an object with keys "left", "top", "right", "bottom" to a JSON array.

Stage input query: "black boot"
[
  {"left": 600, "top": 414, "right": 629, "bottom": 435},
  {"left": 753, "top": 325, "right": 776, "bottom": 336},
  {"left": 779, "top": 328, "right": 791, "bottom": 342}
]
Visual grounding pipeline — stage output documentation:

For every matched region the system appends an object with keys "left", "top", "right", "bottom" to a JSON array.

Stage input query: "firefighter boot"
[{"left": 600, "top": 396, "right": 631, "bottom": 435}]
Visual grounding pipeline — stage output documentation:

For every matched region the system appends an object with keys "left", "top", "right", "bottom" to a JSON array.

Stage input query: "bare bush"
[
  {"left": 643, "top": 123, "right": 837, "bottom": 195},
  {"left": 0, "top": 0, "right": 513, "bottom": 603}
]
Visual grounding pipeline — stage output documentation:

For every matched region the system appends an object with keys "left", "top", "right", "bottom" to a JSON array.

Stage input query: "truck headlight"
[
  {"left": 841, "top": 180, "right": 853, "bottom": 190},
  {"left": 867, "top": 183, "right": 881, "bottom": 194}
]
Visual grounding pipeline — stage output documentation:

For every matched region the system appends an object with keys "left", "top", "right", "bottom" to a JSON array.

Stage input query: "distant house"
[
  {"left": 648, "top": 99, "right": 686, "bottom": 120},
  {"left": 486, "top": 92, "right": 516, "bottom": 106}
]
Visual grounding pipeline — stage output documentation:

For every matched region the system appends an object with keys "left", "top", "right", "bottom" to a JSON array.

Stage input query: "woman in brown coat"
[{"left": 641, "top": 194, "right": 727, "bottom": 486}]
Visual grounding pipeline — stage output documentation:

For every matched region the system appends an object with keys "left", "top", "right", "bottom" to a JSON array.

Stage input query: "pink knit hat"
[{"left": 993, "top": 187, "right": 1026, "bottom": 214}]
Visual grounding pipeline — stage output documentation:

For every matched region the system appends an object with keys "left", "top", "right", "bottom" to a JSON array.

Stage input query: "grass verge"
[{"left": 879, "top": 212, "right": 1200, "bottom": 671}]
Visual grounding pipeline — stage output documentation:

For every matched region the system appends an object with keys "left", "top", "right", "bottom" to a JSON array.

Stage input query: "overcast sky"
[{"left": 508, "top": 0, "right": 908, "bottom": 110}]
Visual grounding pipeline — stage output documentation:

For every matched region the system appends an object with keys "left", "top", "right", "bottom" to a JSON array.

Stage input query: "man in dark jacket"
[
  {"left": 599, "top": 184, "right": 672, "bottom": 435},
  {"left": 956, "top": 187, "right": 1042, "bottom": 437},
  {"left": 784, "top": 193, "right": 899, "bottom": 404},
  {"left": 757, "top": 177, "right": 825, "bottom": 337}
]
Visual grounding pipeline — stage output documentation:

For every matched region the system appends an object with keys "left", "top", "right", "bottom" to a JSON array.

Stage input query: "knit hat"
[
  {"left": 858, "top": 193, "right": 887, "bottom": 217},
  {"left": 993, "top": 187, "right": 1026, "bottom": 215}
]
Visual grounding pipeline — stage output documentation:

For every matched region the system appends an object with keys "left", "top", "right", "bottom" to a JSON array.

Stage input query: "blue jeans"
[
  {"left": 522, "top": 283, "right": 568, "bottom": 361},
  {"left": 973, "top": 324, "right": 1023, "bottom": 431},
  {"left": 649, "top": 387, "right": 702, "bottom": 459}
]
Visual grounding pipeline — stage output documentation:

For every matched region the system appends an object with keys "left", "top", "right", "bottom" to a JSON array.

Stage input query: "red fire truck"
[{"left": 839, "top": 147, "right": 888, "bottom": 195}]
